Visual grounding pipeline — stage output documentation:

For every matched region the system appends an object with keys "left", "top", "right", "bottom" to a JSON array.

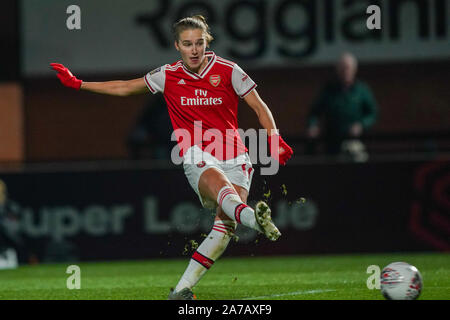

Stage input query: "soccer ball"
[{"left": 380, "top": 262, "right": 423, "bottom": 300}]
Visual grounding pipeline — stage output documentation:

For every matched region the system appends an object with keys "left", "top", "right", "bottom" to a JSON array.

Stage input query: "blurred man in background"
[{"left": 306, "top": 52, "right": 378, "bottom": 161}]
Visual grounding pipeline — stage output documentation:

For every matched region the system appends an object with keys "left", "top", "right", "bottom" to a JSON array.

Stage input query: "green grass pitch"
[{"left": 0, "top": 252, "right": 448, "bottom": 300}]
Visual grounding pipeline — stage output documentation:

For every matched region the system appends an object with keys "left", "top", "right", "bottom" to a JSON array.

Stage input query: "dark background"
[{"left": 1, "top": 158, "right": 448, "bottom": 262}]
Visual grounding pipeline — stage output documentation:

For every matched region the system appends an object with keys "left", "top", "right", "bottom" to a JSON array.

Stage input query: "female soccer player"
[{"left": 51, "top": 15, "right": 293, "bottom": 300}]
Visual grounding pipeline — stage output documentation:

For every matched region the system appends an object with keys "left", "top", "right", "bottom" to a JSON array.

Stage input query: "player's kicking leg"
[{"left": 200, "top": 168, "right": 281, "bottom": 241}]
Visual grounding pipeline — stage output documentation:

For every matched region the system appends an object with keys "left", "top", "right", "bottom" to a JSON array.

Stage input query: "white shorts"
[{"left": 183, "top": 145, "right": 254, "bottom": 209}]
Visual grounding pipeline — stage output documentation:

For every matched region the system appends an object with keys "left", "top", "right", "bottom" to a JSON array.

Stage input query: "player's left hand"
[{"left": 268, "top": 133, "right": 293, "bottom": 166}]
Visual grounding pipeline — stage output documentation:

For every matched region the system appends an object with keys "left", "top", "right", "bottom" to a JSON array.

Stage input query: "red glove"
[
  {"left": 268, "top": 133, "right": 293, "bottom": 166},
  {"left": 50, "top": 63, "right": 82, "bottom": 90}
]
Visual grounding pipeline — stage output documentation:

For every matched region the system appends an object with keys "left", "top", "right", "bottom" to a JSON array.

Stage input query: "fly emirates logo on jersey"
[{"left": 180, "top": 89, "right": 223, "bottom": 107}]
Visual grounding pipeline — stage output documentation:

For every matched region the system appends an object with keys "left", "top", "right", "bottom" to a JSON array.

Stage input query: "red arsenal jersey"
[{"left": 144, "top": 51, "right": 257, "bottom": 161}]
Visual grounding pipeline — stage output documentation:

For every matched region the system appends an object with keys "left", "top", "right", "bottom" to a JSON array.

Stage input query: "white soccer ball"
[{"left": 380, "top": 262, "right": 423, "bottom": 300}]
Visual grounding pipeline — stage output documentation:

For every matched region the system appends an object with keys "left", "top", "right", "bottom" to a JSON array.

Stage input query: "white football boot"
[{"left": 255, "top": 201, "right": 281, "bottom": 241}]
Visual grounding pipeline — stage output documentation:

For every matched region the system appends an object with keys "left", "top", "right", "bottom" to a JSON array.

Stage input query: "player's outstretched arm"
[
  {"left": 80, "top": 78, "right": 148, "bottom": 96},
  {"left": 50, "top": 63, "right": 148, "bottom": 96},
  {"left": 244, "top": 89, "right": 293, "bottom": 165}
]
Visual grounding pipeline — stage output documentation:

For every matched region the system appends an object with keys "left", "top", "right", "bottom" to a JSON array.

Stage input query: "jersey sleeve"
[
  {"left": 144, "top": 65, "right": 166, "bottom": 94},
  {"left": 231, "top": 64, "right": 257, "bottom": 98}
]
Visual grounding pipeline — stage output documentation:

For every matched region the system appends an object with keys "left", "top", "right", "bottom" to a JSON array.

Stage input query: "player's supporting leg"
[
  {"left": 172, "top": 184, "right": 246, "bottom": 296},
  {"left": 174, "top": 206, "right": 238, "bottom": 294}
]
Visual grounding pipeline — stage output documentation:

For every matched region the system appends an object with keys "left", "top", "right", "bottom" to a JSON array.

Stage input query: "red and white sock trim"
[
  {"left": 212, "top": 222, "right": 235, "bottom": 235},
  {"left": 234, "top": 203, "right": 249, "bottom": 224},
  {"left": 191, "top": 250, "right": 214, "bottom": 270},
  {"left": 217, "top": 186, "right": 237, "bottom": 208}
]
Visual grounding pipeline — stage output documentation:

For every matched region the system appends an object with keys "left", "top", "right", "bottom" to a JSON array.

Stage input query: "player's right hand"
[{"left": 50, "top": 63, "right": 83, "bottom": 90}]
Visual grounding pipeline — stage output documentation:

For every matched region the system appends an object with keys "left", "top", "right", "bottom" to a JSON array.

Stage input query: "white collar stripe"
[
  {"left": 182, "top": 66, "right": 201, "bottom": 79},
  {"left": 217, "top": 57, "right": 235, "bottom": 65},
  {"left": 199, "top": 53, "right": 216, "bottom": 77},
  {"left": 181, "top": 52, "right": 216, "bottom": 79}
]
